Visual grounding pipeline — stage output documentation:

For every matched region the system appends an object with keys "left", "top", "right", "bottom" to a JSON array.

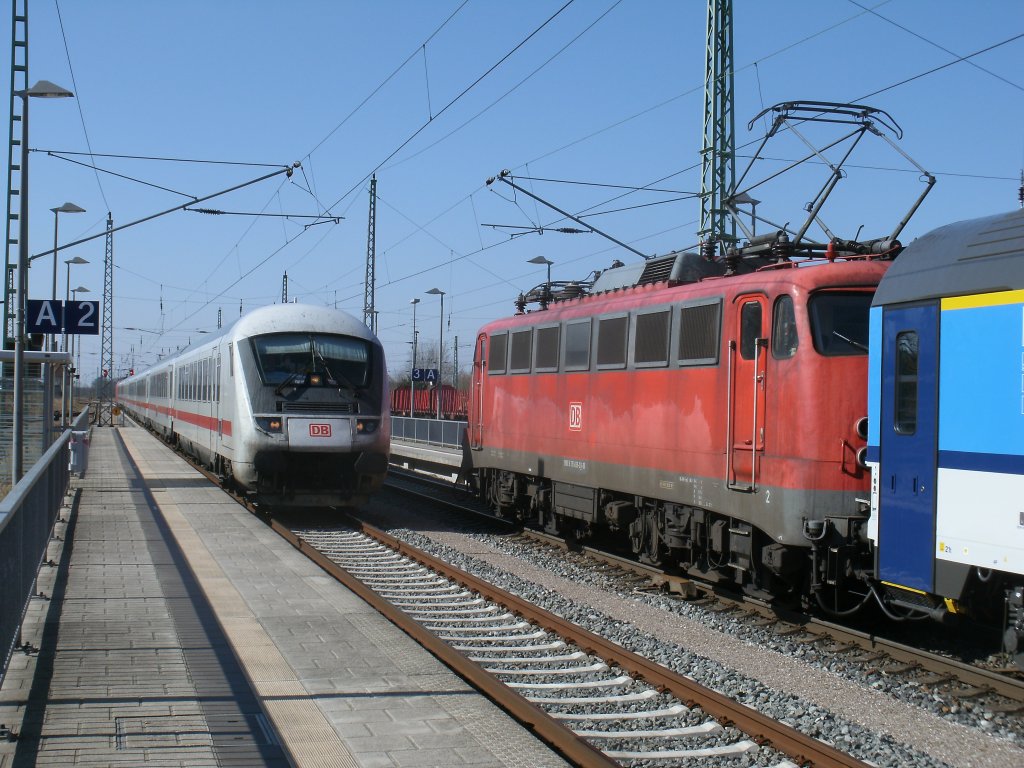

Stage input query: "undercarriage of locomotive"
[{"left": 479, "top": 468, "right": 873, "bottom": 612}]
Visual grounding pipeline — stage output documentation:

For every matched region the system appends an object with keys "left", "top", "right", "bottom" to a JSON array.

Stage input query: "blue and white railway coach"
[
  {"left": 116, "top": 303, "right": 390, "bottom": 507},
  {"left": 866, "top": 209, "right": 1024, "bottom": 661}
]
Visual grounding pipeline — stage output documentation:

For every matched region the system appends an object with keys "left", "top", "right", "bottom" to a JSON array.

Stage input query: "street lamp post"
[
  {"left": 45, "top": 204, "right": 85, "bottom": 437},
  {"left": 50, "top": 203, "right": 85, "bottom": 352},
  {"left": 425, "top": 288, "right": 445, "bottom": 419},
  {"left": 528, "top": 255, "right": 554, "bottom": 310},
  {"left": 61, "top": 257, "right": 89, "bottom": 425},
  {"left": 68, "top": 286, "right": 90, "bottom": 425},
  {"left": 12, "top": 79, "right": 75, "bottom": 481},
  {"left": 409, "top": 297, "right": 419, "bottom": 418}
]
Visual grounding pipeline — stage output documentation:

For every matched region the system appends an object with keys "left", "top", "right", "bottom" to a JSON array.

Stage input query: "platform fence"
[
  {"left": 390, "top": 416, "right": 466, "bottom": 450},
  {"left": 0, "top": 407, "right": 89, "bottom": 691}
]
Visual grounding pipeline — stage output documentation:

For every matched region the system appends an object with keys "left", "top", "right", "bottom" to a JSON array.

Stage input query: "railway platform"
[{"left": 0, "top": 422, "right": 569, "bottom": 768}]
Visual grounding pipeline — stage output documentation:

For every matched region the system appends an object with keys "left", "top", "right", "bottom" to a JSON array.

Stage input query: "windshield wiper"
[
  {"left": 313, "top": 346, "right": 361, "bottom": 394},
  {"left": 274, "top": 371, "right": 303, "bottom": 396},
  {"left": 832, "top": 330, "right": 868, "bottom": 352}
]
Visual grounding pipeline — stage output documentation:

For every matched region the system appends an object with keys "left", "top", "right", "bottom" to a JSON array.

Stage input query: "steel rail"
[
  {"left": 385, "top": 466, "right": 1024, "bottom": 704},
  {"left": 268, "top": 516, "right": 620, "bottom": 768},
  {"left": 341, "top": 516, "right": 872, "bottom": 768}
]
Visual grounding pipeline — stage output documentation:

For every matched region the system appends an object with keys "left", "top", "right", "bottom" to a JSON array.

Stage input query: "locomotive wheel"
[{"left": 630, "top": 510, "right": 663, "bottom": 568}]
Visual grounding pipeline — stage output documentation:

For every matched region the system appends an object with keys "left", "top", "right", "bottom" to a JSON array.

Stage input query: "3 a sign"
[
  {"left": 412, "top": 367, "right": 439, "bottom": 382},
  {"left": 26, "top": 299, "right": 99, "bottom": 335}
]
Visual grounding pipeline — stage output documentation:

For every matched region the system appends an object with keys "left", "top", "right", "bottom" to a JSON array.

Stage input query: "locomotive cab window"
[
  {"left": 894, "top": 331, "right": 919, "bottom": 434},
  {"left": 634, "top": 309, "right": 670, "bottom": 367},
  {"left": 772, "top": 295, "right": 798, "bottom": 359},
  {"left": 678, "top": 299, "right": 721, "bottom": 366},
  {"left": 488, "top": 332, "right": 507, "bottom": 374},
  {"left": 251, "top": 333, "right": 372, "bottom": 389},
  {"left": 740, "top": 301, "right": 762, "bottom": 360},
  {"left": 509, "top": 329, "right": 533, "bottom": 373},
  {"left": 564, "top": 319, "right": 592, "bottom": 371},
  {"left": 808, "top": 291, "right": 871, "bottom": 356},
  {"left": 596, "top": 315, "right": 628, "bottom": 369},
  {"left": 534, "top": 325, "right": 559, "bottom": 372}
]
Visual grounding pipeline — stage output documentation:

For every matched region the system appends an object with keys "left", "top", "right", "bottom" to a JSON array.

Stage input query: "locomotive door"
[
  {"left": 877, "top": 304, "right": 939, "bottom": 592},
  {"left": 729, "top": 296, "right": 767, "bottom": 490},
  {"left": 470, "top": 333, "right": 487, "bottom": 449}
]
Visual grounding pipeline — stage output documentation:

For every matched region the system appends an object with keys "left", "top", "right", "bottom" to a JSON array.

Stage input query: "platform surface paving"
[{"left": 0, "top": 424, "right": 569, "bottom": 767}]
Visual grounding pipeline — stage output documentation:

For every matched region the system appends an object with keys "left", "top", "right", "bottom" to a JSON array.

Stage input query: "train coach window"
[
  {"left": 808, "top": 291, "right": 871, "bottom": 356},
  {"left": 894, "top": 331, "right": 918, "bottom": 434},
  {"left": 740, "top": 302, "right": 762, "bottom": 360},
  {"left": 678, "top": 299, "right": 721, "bottom": 365},
  {"left": 634, "top": 309, "right": 670, "bottom": 366},
  {"left": 488, "top": 332, "right": 507, "bottom": 374},
  {"left": 534, "top": 325, "right": 559, "bottom": 372},
  {"left": 597, "top": 315, "right": 628, "bottom": 369},
  {"left": 772, "top": 295, "right": 798, "bottom": 359},
  {"left": 564, "top": 319, "right": 591, "bottom": 371},
  {"left": 510, "top": 329, "right": 533, "bottom": 373}
]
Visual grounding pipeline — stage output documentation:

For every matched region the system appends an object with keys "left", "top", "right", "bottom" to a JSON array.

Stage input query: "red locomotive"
[{"left": 468, "top": 247, "right": 888, "bottom": 608}]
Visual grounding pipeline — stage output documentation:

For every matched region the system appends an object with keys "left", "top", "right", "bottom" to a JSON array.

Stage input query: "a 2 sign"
[{"left": 26, "top": 299, "right": 100, "bottom": 335}]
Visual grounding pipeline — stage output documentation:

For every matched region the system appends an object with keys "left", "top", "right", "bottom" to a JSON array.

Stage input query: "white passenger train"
[{"left": 116, "top": 303, "right": 389, "bottom": 507}]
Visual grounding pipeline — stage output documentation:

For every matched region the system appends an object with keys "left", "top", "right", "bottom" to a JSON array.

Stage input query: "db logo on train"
[
  {"left": 309, "top": 423, "right": 332, "bottom": 437},
  {"left": 569, "top": 402, "right": 583, "bottom": 432}
]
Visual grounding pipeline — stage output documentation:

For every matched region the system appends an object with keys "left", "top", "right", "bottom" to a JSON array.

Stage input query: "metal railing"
[
  {"left": 0, "top": 407, "right": 89, "bottom": 690},
  {"left": 390, "top": 416, "right": 466, "bottom": 450}
]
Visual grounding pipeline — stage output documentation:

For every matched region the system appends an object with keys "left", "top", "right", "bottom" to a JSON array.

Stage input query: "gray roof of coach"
[{"left": 872, "top": 209, "right": 1024, "bottom": 307}]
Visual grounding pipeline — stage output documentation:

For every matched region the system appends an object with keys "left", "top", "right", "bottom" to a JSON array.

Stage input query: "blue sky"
[{"left": 5, "top": 0, "right": 1023, "bottom": 382}]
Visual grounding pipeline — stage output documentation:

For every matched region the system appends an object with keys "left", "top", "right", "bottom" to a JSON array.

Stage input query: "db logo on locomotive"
[
  {"left": 569, "top": 402, "right": 583, "bottom": 432},
  {"left": 309, "top": 423, "right": 332, "bottom": 437}
]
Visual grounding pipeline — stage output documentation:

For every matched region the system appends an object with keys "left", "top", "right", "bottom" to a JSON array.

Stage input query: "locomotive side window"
[
  {"left": 488, "top": 332, "right": 507, "bottom": 374},
  {"left": 564, "top": 319, "right": 592, "bottom": 370},
  {"left": 597, "top": 315, "right": 628, "bottom": 369},
  {"left": 808, "top": 291, "right": 871, "bottom": 356},
  {"left": 634, "top": 309, "right": 670, "bottom": 367},
  {"left": 677, "top": 299, "right": 721, "bottom": 365},
  {"left": 740, "top": 302, "right": 762, "bottom": 360},
  {"left": 510, "top": 329, "right": 533, "bottom": 373},
  {"left": 534, "top": 325, "right": 559, "bottom": 372},
  {"left": 894, "top": 331, "right": 919, "bottom": 434},
  {"left": 772, "top": 295, "right": 798, "bottom": 359}
]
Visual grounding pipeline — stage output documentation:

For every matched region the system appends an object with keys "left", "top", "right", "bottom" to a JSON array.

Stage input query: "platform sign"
[
  {"left": 412, "top": 367, "right": 439, "bottom": 382},
  {"left": 65, "top": 300, "right": 100, "bottom": 335},
  {"left": 26, "top": 299, "right": 62, "bottom": 334},
  {"left": 26, "top": 299, "right": 99, "bottom": 335}
]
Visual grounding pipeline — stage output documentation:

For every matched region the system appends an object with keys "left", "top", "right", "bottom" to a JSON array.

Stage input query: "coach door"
[
  {"left": 729, "top": 296, "right": 767, "bottom": 490},
  {"left": 878, "top": 304, "right": 939, "bottom": 592},
  {"left": 470, "top": 333, "right": 487, "bottom": 449}
]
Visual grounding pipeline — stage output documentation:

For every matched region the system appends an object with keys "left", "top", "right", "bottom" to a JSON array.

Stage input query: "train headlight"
[
  {"left": 356, "top": 419, "right": 379, "bottom": 435},
  {"left": 255, "top": 416, "right": 283, "bottom": 434}
]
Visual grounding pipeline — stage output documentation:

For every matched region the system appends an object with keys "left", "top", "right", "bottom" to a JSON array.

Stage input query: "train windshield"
[
  {"left": 807, "top": 291, "right": 872, "bottom": 356},
  {"left": 251, "top": 333, "right": 372, "bottom": 389}
]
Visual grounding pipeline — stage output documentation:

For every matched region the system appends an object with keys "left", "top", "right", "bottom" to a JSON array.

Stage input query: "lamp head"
[
  {"left": 425, "top": 287, "right": 445, "bottom": 297},
  {"left": 528, "top": 256, "right": 553, "bottom": 266},
  {"left": 65, "top": 256, "right": 89, "bottom": 266},
  {"left": 21, "top": 80, "right": 74, "bottom": 99},
  {"left": 52, "top": 202, "right": 86, "bottom": 214},
  {"left": 410, "top": 298, "right": 420, "bottom": 305}
]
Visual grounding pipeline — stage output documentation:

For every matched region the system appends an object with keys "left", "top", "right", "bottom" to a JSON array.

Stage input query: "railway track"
[
  {"left": 277, "top": 515, "right": 864, "bottom": 768},
  {"left": 383, "top": 467, "right": 1024, "bottom": 718}
]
